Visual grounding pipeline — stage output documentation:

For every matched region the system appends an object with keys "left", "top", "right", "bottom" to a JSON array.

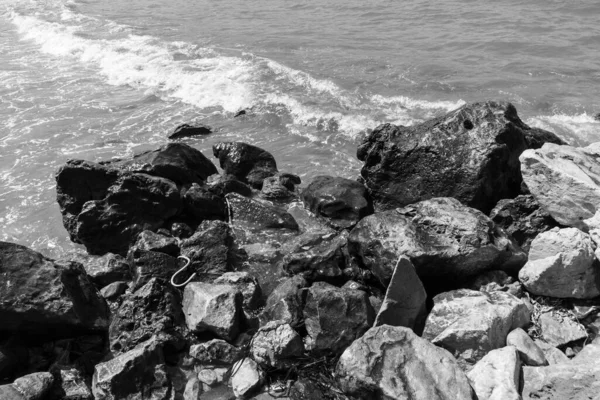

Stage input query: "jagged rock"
[
  {"left": 261, "top": 176, "right": 295, "bottom": 200},
  {"left": 197, "top": 368, "right": 228, "bottom": 388},
  {"left": 183, "top": 376, "right": 202, "bottom": 400},
  {"left": 93, "top": 337, "right": 172, "bottom": 400},
  {"left": 303, "top": 282, "right": 374, "bottom": 355},
  {"left": 189, "top": 339, "right": 244, "bottom": 366},
  {"left": 522, "top": 358, "right": 600, "bottom": 399},
  {"left": 518, "top": 227, "right": 600, "bottom": 299},
  {"left": 373, "top": 256, "right": 427, "bottom": 333},
  {"left": 336, "top": 325, "right": 475, "bottom": 400},
  {"left": 348, "top": 197, "right": 526, "bottom": 289},
  {"left": 0, "top": 242, "right": 109, "bottom": 338},
  {"left": 231, "top": 358, "right": 264, "bottom": 398},
  {"left": 214, "top": 272, "right": 262, "bottom": 311},
  {"left": 132, "top": 230, "right": 180, "bottom": 256},
  {"left": 181, "top": 183, "right": 228, "bottom": 223},
  {"left": 279, "top": 232, "right": 346, "bottom": 281},
  {"left": 206, "top": 174, "right": 253, "bottom": 198},
  {"left": 358, "top": 101, "right": 563, "bottom": 214},
  {"left": 52, "top": 368, "right": 93, "bottom": 400},
  {"left": 128, "top": 249, "right": 180, "bottom": 291},
  {"left": 259, "top": 276, "right": 308, "bottom": 328},
  {"left": 490, "top": 195, "right": 559, "bottom": 253},
  {"left": 64, "top": 252, "right": 131, "bottom": 288},
  {"left": 520, "top": 142, "right": 600, "bottom": 228},
  {"left": 0, "top": 372, "right": 55, "bottom": 400},
  {"left": 170, "top": 222, "right": 194, "bottom": 239},
  {"left": 109, "top": 278, "right": 184, "bottom": 355},
  {"left": 180, "top": 220, "right": 237, "bottom": 280},
  {"left": 506, "top": 327, "right": 548, "bottom": 366},
  {"left": 423, "top": 289, "right": 531, "bottom": 369},
  {"left": 534, "top": 340, "right": 569, "bottom": 365},
  {"left": 226, "top": 193, "right": 299, "bottom": 231},
  {"left": 110, "top": 142, "right": 217, "bottom": 185},
  {"left": 73, "top": 173, "right": 182, "bottom": 255},
  {"left": 538, "top": 312, "right": 587, "bottom": 347},
  {"left": 467, "top": 346, "right": 521, "bottom": 400},
  {"left": 213, "top": 142, "right": 278, "bottom": 189},
  {"left": 182, "top": 282, "right": 242, "bottom": 340},
  {"left": 168, "top": 123, "right": 212, "bottom": 139},
  {"left": 301, "top": 176, "right": 373, "bottom": 229},
  {"left": 100, "top": 281, "right": 129, "bottom": 301},
  {"left": 467, "top": 270, "right": 523, "bottom": 297},
  {"left": 250, "top": 321, "right": 304, "bottom": 369}
]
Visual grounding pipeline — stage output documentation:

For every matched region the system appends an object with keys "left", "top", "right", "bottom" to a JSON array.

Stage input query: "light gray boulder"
[
  {"left": 250, "top": 321, "right": 304, "bottom": 369},
  {"left": 518, "top": 227, "right": 600, "bottom": 299},
  {"left": 538, "top": 312, "right": 587, "bottom": 347},
  {"left": 467, "top": 346, "right": 521, "bottom": 400},
  {"left": 423, "top": 289, "right": 531, "bottom": 369},
  {"left": 231, "top": 358, "right": 264, "bottom": 398},
  {"left": 506, "top": 327, "right": 548, "bottom": 366},
  {"left": 336, "top": 325, "right": 475, "bottom": 400},
  {"left": 522, "top": 358, "right": 600, "bottom": 399}
]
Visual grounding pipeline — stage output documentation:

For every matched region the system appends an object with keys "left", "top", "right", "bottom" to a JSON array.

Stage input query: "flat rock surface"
[
  {"left": 538, "top": 312, "right": 588, "bottom": 347},
  {"left": 506, "top": 327, "right": 548, "bottom": 366},
  {"left": 467, "top": 346, "right": 521, "bottom": 400}
]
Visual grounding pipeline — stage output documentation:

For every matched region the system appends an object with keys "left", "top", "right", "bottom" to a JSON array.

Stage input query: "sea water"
[{"left": 1, "top": 0, "right": 599, "bottom": 257}]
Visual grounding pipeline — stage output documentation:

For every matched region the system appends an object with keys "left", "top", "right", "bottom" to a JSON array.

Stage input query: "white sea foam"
[
  {"left": 370, "top": 94, "right": 466, "bottom": 112},
  {"left": 526, "top": 113, "right": 600, "bottom": 145}
]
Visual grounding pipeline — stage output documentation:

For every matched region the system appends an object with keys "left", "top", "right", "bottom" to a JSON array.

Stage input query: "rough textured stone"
[
  {"left": 259, "top": 276, "right": 308, "bottom": 328},
  {"left": 12, "top": 372, "right": 54, "bottom": 400},
  {"left": 506, "top": 327, "right": 548, "bottom": 366},
  {"left": 518, "top": 227, "right": 600, "bottom": 299},
  {"left": 348, "top": 197, "right": 526, "bottom": 289},
  {"left": 373, "top": 256, "right": 427, "bottom": 333},
  {"left": 128, "top": 249, "right": 180, "bottom": 291},
  {"left": 534, "top": 340, "right": 569, "bottom": 365},
  {"left": 64, "top": 252, "right": 131, "bottom": 288},
  {"left": 467, "top": 346, "right": 520, "bottom": 400},
  {"left": 100, "top": 281, "right": 129, "bottom": 301},
  {"left": 231, "top": 358, "right": 264, "bottom": 398},
  {"left": 109, "top": 278, "right": 184, "bottom": 355},
  {"left": 358, "top": 101, "right": 563, "bottom": 214},
  {"left": 213, "top": 142, "right": 278, "bottom": 189},
  {"left": 467, "top": 270, "right": 522, "bottom": 297},
  {"left": 522, "top": 361, "right": 600, "bottom": 399},
  {"left": 490, "top": 194, "right": 559, "bottom": 253},
  {"left": 197, "top": 368, "right": 228, "bottom": 387},
  {"left": 261, "top": 175, "right": 297, "bottom": 200},
  {"left": 182, "top": 282, "right": 242, "bottom": 340},
  {"left": 301, "top": 175, "right": 373, "bottom": 229},
  {"left": 520, "top": 142, "right": 600, "bottom": 228},
  {"left": 214, "top": 272, "right": 262, "bottom": 311},
  {"left": 206, "top": 174, "right": 253, "bottom": 198},
  {"left": 0, "top": 242, "right": 109, "bottom": 338},
  {"left": 226, "top": 193, "right": 299, "bottom": 231},
  {"left": 336, "top": 325, "right": 475, "bottom": 400},
  {"left": 189, "top": 339, "right": 243, "bottom": 366},
  {"left": 183, "top": 376, "right": 202, "bottom": 400},
  {"left": 250, "top": 321, "right": 304, "bottom": 369},
  {"left": 0, "top": 384, "right": 23, "bottom": 399},
  {"left": 423, "top": 289, "right": 531, "bottom": 369},
  {"left": 303, "top": 282, "right": 374, "bottom": 355},
  {"left": 279, "top": 232, "right": 346, "bottom": 282},
  {"left": 169, "top": 123, "right": 212, "bottom": 139},
  {"left": 93, "top": 337, "right": 172, "bottom": 400},
  {"left": 132, "top": 230, "right": 180, "bottom": 256},
  {"left": 53, "top": 368, "right": 93, "bottom": 400},
  {"left": 181, "top": 183, "right": 228, "bottom": 223},
  {"left": 538, "top": 312, "right": 588, "bottom": 347}
]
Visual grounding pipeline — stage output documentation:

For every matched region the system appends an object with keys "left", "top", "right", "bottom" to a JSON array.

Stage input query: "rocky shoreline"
[{"left": 2, "top": 101, "right": 600, "bottom": 399}]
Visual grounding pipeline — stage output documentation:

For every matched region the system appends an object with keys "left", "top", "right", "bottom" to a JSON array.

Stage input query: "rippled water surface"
[{"left": 1, "top": 0, "right": 599, "bottom": 257}]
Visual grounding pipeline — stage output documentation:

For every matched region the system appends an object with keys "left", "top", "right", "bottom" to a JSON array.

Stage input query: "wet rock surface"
[{"left": 213, "top": 142, "right": 278, "bottom": 189}]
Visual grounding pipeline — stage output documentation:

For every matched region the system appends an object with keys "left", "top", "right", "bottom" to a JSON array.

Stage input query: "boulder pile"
[{"left": 2, "top": 101, "right": 599, "bottom": 400}]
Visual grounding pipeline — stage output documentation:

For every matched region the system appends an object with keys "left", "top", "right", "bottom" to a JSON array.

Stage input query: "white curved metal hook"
[{"left": 171, "top": 255, "right": 196, "bottom": 288}]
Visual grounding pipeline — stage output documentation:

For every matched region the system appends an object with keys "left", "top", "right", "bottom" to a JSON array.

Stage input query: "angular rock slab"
[
  {"left": 348, "top": 197, "right": 525, "bottom": 288},
  {"left": 182, "top": 282, "right": 242, "bottom": 340},
  {"left": 522, "top": 362, "right": 600, "bottom": 399},
  {"left": 518, "top": 227, "right": 600, "bottom": 299},
  {"left": 258, "top": 276, "right": 307, "bottom": 328},
  {"left": 423, "top": 289, "right": 531, "bottom": 369},
  {"left": 506, "top": 327, "right": 548, "bottom": 366},
  {"left": 373, "top": 256, "right": 427, "bottom": 333},
  {"left": 0, "top": 242, "right": 109, "bottom": 337},
  {"left": 303, "top": 282, "right": 374, "bottom": 355},
  {"left": 336, "top": 325, "right": 475, "bottom": 400},
  {"left": 467, "top": 346, "right": 521, "bottom": 400},
  {"left": 301, "top": 175, "right": 373, "bottom": 229},
  {"left": 538, "top": 311, "right": 588, "bottom": 347},
  {"left": 231, "top": 358, "right": 264, "bottom": 398},
  {"left": 520, "top": 142, "right": 600, "bottom": 228},
  {"left": 250, "top": 321, "right": 304, "bottom": 369},
  {"left": 358, "top": 101, "right": 563, "bottom": 214}
]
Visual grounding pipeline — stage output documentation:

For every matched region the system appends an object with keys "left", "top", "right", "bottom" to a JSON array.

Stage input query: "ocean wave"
[
  {"left": 526, "top": 113, "right": 600, "bottom": 146},
  {"left": 370, "top": 94, "right": 466, "bottom": 112}
]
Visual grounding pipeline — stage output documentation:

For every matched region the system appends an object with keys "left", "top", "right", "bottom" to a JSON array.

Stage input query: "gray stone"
[
  {"left": 197, "top": 368, "right": 228, "bottom": 387},
  {"left": 518, "top": 227, "right": 600, "bottom": 299},
  {"left": 423, "top": 289, "right": 531, "bottom": 369},
  {"left": 250, "top": 321, "right": 304, "bottom": 369},
  {"left": 231, "top": 358, "right": 264, "bottom": 398},
  {"left": 373, "top": 256, "right": 427, "bottom": 333},
  {"left": 539, "top": 312, "right": 588, "bottom": 347},
  {"left": 212, "top": 142, "right": 278, "bottom": 189},
  {"left": 522, "top": 361, "right": 600, "bottom": 399},
  {"left": 183, "top": 376, "right": 202, "bottom": 400},
  {"left": 12, "top": 372, "right": 54, "bottom": 400},
  {"left": 133, "top": 230, "right": 180, "bottom": 256},
  {"left": 534, "top": 340, "right": 569, "bottom": 365},
  {"left": 336, "top": 325, "right": 475, "bottom": 400},
  {"left": 467, "top": 346, "right": 521, "bottom": 400},
  {"left": 189, "top": 339, "right": 243, "bottom": 366},
  {"left": 64, "top": 252, "right": 131, "bottom": 288},
  {"left": 303, "top": 282, "right": 374, "bottom": 355},
  {"left": 53, "top": 368, "right": 93, "bottom": 400},
  {"left": 226, "top": 193, "right": 299, "bottom": 231},
  {"left": 506, "top": 327, "right": 548, "bottom": 366},
  {"left": 214, "top": 272, "right": 262, "bottom": 311},
  {"left": 259, "top": 276, "right": 307, "bottom": 328},
  {"left": 182, "top": 282, "right": 242, "bottom": 340},
  {"left": 100, "top": 281, "right": 129, "bottom": 301},
  {"left": 128, "top": 249, "right": 180, "bottom": 291}
]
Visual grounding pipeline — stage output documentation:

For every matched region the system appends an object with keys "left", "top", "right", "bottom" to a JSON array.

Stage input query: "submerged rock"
[
  {"left": 168, "top": 123, "right": 212, "bottom": 139},
  {"left": 213, "top": 142, "right": 278, "bottom": 189},
  {"left": 336, "top": 325, "right": 475, "bottom": 400},
  {"left": 301, "top": 175, "right": 373, "bottom": 229},
  {"left": 358, "top": 101, "right": 562, "bottom": 214}
]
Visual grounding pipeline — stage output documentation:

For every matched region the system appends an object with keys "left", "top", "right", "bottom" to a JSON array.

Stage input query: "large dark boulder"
[
  {"left": 63, "top": 252, "right": 131, "bottom": 288},
  {"left": 226, "top": 193, "right": 299, "bottom": 231},
  {"left": 168, "top": 123, "right": 212, "bottom": 140},
  {"left": 348, "top": 197, "right": 526, "bottom": 291},
  {"left": 212, "top": 142, "right": 278, "bottom": 189},
  {"left": 357, "top": 101, "right": 562, "bottom": 214},
  {"left": 108, "top": 142, "right": 217, "bottom": 186},
  {"left": 182, "top": 183, "right": 227, "bottom": 222},
  {"left": 128, "top": 249, "right": 181, "bottom": 291},
  {"left": 0, "top": 242, "right": 109, "bottom": 338},
  {"left": 301, "top": 176, "right": 373, "bottom": 229}
]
